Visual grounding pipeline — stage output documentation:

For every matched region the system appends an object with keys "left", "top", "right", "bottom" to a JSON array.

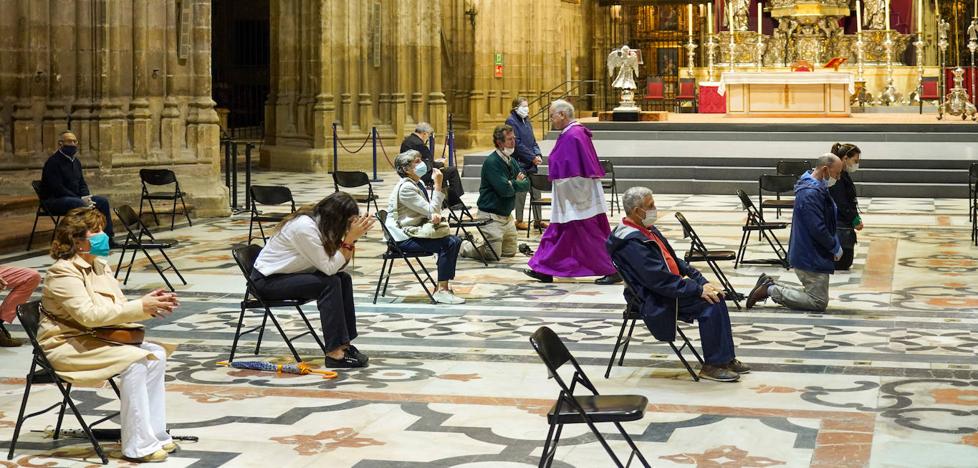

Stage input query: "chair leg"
[
  {"left": 157, "top": 248, "right": 187, "bottom": 285},
  {"left": 170, "top": 198, "right": 177, "bottom": 230},
  {"left": 670, "top": 342, "right": 700, "bottom": 381},
  {"left": 123, "top": 248, "right": 139, "bottom": 284},
  {"left": 618, "top": 319, "right": 638, "bottom": 367},
  {"left": 7, "top": 362, "right": 37, "bottom": 460},
  {"left": 147, "top": 198, "right": 160, "bottom": 227},
  {"left": 581, "top": 417, "right": 626, "bottom": 467},
  {"left": 254, "top": 311, "right": 270, "bottom": 355},
  {"left": 140, "top": 247, "right": 176, "bottom": 291},
  {"left": 612, "top": 421, "right": 652, "bottom": 468},
  {"left": 403, "top": 258, "right": 436, "bottom": 303},
  {"left": 26, "top": 212, "right": 40, "bottom": 251},
  {"left": 373, "top": 258, "right": 389, "bottom": 304},
  {"left": 476, "top": 226, "right": 499, "bottom": 262},
  {"left": 735, "top": 229, "right": 750, "bottom": 269},
  {"left": 539, "top": 422, "right": 563, "bottom": 468},
  {"left": 53, "top": 391, "right": 69, "bottom": 439},
  {"left": 54, "top": 380, "right": 110, "bottom": 464},
  {"left": 604, "top": 316, "right": 631, "bottom": 378},
  {"left": 228, "top": 304, "right": 249, "bottom": 362},
  {"left": 180, "top": 194, "right": 192, "bottom": 226},
  {"left": 264, "top": 309, "right": 303, "bottom": 363},
  {"left": 381, "top": 258, "right": 395, "bottom": 297},
  {"left": 248, "top": 216, "right": 256, "bottom": 244},
  {"left": 295, "top": 305, "right": 328, "bottom": 354}
]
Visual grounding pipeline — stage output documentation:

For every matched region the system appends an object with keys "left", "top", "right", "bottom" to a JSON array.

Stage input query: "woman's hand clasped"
[
  {"left": 347, "top": 215, "right": 375, "bottom": 241},
  {"left": 142, "top": 288, "right": 179, "bottom": 318}
]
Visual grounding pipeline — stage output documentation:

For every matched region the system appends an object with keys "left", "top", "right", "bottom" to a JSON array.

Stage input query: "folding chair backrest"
[
  {"left": 776, "top": 160, "right": 811, "bottom": 178},
  {"left": 333, "top": 171, "right": 371, "bottom": 190},
  {"left": 529, "top": 173, "right": 552, "bottom": 192},
  {"left": 139, "top": 169, "right": 178, "bottom": 186},
  {"left": 114, "top": 204, "right": 142, "bottom": 231},
  {"left": 15, "top": 301, "right": 42, "bottom": 344},
  {"left": 599, "top": 160, "right": 615, "bottom": 178},
  {"left": 737, "top": 189, "right": 763, "bottom": 219},
  {"left": 759, "top": 174, "right": 797, "bottom": 195},
  {"left": 970, "top": 162, "right": 978, "bottom": 179},
  {"left": 674, "top": 212, "right": 707, "bottom": 255},
  {"left": 250, "top": 185, "right": 294, "bottom": 207},
  {"left": 529, "top": 326, "right": 573, "bottom": 374},
  {"left": 376, "top": 210, "right": 397, "bottom": 246},
  {"left": 30, "top": 180, "right": 43, "bottom": 199}
]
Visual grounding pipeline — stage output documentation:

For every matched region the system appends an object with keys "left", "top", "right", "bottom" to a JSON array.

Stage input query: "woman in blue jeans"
[
  {"left": 252, "top": 192, "right": 375, "bottom": 368},
  {"left": 385, "top": 150, "right": 465, "bottom": 305}
]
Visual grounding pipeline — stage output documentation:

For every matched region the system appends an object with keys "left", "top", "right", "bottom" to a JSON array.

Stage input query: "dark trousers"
[
  {"left": 834, "top": 248, "right": 855, "bottom": 270},
  {"left": 677, "top": 297, "right": 735, "bottom": 365},
  {"left": 398, "top": 235, "right": 462, "bottom": 282},
  {"left": 45, "top": 195, "right": 115, "bottom": 238},
  {"left": 250, "top": 270, "right": 357, "bottom": 352}
]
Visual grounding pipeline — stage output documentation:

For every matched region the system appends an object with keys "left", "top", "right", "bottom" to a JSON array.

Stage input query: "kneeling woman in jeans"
[
  {"left": 39, "top": 207, "right": 180, "bottom": 463},
  {"left": 387, "top": 150, "right": 465, "bottom": 305},
  {"left": 252, "top": 192, "right": 374, "bottom": 368}
]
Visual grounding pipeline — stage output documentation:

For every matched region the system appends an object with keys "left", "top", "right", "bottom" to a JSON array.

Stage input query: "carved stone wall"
[{"left": 0, "top": 0, "right": 228, "bottom": 216}]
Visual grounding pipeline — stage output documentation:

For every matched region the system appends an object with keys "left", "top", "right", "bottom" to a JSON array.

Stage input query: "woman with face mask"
[
  {"left": 505, "top": 97, "right": 546, "bottom": 231},
  {"left": 385, "top": 150, "right": 465, "bottom": 304},
  {"left": 829, "top": 143, "right": 863, "bottom": 270},
  {"left": 38, "top": 207, "right": 180, "bottom": 463}
]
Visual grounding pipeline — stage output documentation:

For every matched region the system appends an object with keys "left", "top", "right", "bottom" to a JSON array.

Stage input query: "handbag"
[
  {"left": 93, "top": 326, "right": 145, "bottom": 345},
  {"left": 402, "top": 221, "right": 451, "bottom": 239}
]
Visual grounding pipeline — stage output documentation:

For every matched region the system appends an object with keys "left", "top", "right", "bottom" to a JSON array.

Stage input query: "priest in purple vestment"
[{"left": 524, "top": 99, "right": 621, "bottom": 285}]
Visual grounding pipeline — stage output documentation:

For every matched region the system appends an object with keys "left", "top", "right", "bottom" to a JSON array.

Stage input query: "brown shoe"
[
  {"left": 515, "top": 221, "right": 529, "bottom": 230},
  {"left": 533, "top": 221, "right": 550, "bottom": 229},
  {"left": 725, "top": 359, "right": 751, "bottom": 374},
  {"left": 0, "top": 328, "right": 23, "bottom": 347},
  {"left": 699, "top": 364, "right": 740, "bottom": 382},
  {"left": 745, "top": 275, "right": 773, "bottom": 309}
]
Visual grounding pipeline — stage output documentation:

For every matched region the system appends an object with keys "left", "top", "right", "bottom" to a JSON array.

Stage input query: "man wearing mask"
[
  {"left": 39, "top": 131, "right": 117, "bottom": 245},
  {"left": 399, "top": 122, "right": 444, "bottom": 188},
  {"left": 461, "top": 125, "right": 529, "bottom": 261},
  {"left": 747, "top": 153, "right": 844, "bottom": 311},
  {"left": 607, "top": 186, "right": 746, "bottom": 382},
  {"left": 505, "top": 97, "right": 545, "bottom": 231}
]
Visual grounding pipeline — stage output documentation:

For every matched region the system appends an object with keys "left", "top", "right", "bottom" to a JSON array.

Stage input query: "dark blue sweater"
[
  {"left": 40, "top": 151, "right": 90, "bottom": 200},
  {"left": 505, "top": 111, "right": 541, "bottom": 173}
]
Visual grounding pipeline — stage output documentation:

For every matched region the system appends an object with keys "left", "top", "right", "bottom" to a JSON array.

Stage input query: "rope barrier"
[
  {"left": 335, "top": 131, "right": 373, "bottom": 154},
  {"left": 375, "top": 131, "right": 396, "bottom": 169}
]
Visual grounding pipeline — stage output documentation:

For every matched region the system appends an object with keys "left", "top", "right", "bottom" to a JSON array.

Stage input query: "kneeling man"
[{"left": 606, "top": 186, "right": 748, "bottom": 382}]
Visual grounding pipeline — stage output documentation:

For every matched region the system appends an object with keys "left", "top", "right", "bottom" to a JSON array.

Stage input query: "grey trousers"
[
  {"left": 460, "top": 212, "right": 518, "bottom": 261},
  {"left": 514, "top": 186, "right": 542, "bottom": 223},
  {"left": 769, "top": 268, "right": 830, "bottom": 312}
]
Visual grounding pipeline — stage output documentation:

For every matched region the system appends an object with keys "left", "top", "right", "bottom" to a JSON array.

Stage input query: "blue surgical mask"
[
  {"left": 414, "top": 161, "right": 428, "bottom": 178},
  {"left": 86, "top": 232, "right": 110, "bottom": 257}
]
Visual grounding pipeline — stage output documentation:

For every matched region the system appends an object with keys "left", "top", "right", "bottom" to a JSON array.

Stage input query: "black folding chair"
[
  {"left": 675, "top": 212, "right": 743, "bottom": 309},
  {"left": 604, "top": 259, "right": 705, "bottom": 381},
  {"left": 8, "top": 301, "right": 121, "bottom": 465},
  {"left": 969, "top": 163, "right": 977, "bottom": 245},
  {"left": 138, "top": 169, "right": 192, "bottom": 230},
  {"left": 526, "top": 174, "right": 552, "bottom": 237},
  {"left": 776, "top": 160, "right": 811, "bottom": 178},
  {"left": 114, "top": 205, "right": 187, "bottom": 291},
  {"left": 735, "top": 189, "right": 789, "bottom": 269},
  {"left": 248, "top": 185, "right": 296, "bottom": 244},
  {"left": 373, "top": 210, "right": 437, "bottom": 304},
  {"left": 229, "top": 245, "right": 328, "bottom": 363},
  {"left": 758, "top": 174, "right": 797, "bottom": 219},
  {"left": 530, "top": 326, "right": 651, "bottom": 468},
  {"left": 332, "top": 171, "right": 380, "bottom": 214},
  {"left": 600, "top": 160, "right": 620, "bottom": 216},
  {"left": 27, "top": 180, "right": 61, "bottom": 251},
  {"left": 446, "top": 203, "right": 498, "bottom": 266}
]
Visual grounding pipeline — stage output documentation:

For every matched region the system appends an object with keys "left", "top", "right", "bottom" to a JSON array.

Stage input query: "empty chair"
[
  {"left": 526, "top": 173, "right": 552, "bottom": 237},
  {"left": 332, "top": 170, "right": 380, "bottom": 214},
  {"left": 114, "top": 205, "right": 187, "bottom": 291},
  {"left": 599, "top": 159, "right": 620, "bottom": 216},
  {"left": 675, "top": 212, "right": 743, "bottom": 309},
  {"left": 26, "top": 180, "right": 61, "bottom": 251},
  {"left": 759, "top": 173, "right": 797, "bottom": 219},
  {"left": 248, "top": 185, "right": 296, "bottom": 244},
  {"left": 643, "top": 76, "right": 665, "bottom": 111},
  {"left": 674, "top": 77, "right": 697, "bottom": 113},
  {"left": 138, "top": 169, "right": 192, "bottom": 230},
  {"left": 530, "top": 326, "right": 651, "bottom": 468},
  {"left": 373, "top": 210, "right": 437, "bottom": 304},
  {"left": 776, "top": 160, "right": 812, "bottom": 178},
  {"left": 735, "top": 189, "right": 789, "bottom": 269}
]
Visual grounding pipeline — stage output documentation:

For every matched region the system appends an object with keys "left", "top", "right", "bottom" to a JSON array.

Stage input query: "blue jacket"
[
  {"left": 788, "top": 170, "right": 842, "bottom": 273},
  {"left": 606, "top": 223, "right": 707, "bottom": 342},
  {"left": 504, "top": 111, "right": 541, "bottom": 173}
]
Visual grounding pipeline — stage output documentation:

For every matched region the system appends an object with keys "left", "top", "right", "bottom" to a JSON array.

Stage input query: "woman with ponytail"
[{"left": 829, "top": 143, "right": 863, "bottom": 270}]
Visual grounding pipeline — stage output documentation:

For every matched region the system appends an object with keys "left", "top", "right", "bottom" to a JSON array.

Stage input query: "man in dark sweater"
[
  {"left": 39, "top": 131, "right": 116, "bottom": 241},
  {"left": 399, "top": 122, "right": 443, "bottom": 187},
  {"left": 460, "top": 125, "right": 529, "bottom": 261}
]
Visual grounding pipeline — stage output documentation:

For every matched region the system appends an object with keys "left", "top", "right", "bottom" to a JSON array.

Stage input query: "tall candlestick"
[
  {"left": 708, "top": 3, "right": 713, "bottom": 34},
  {"left": 728, "top": 0, "right": 735, "bottom": 31},
  {"left": 856, "top": 0, "right": 862, "bottom": 33},
  {"left": 757, "top": 2, "right": 762, "bottom": 34},
  {"left": 918, "top": 0, "right": 923, "bottom": 32},
  {"left": 689, "top": 3, "right": 694, "bottom": 35},
  {"left": 885, "top": 0, "right": 890, "bottom": 30}
]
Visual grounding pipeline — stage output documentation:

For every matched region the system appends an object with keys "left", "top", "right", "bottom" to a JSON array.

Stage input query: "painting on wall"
[
  {"left": 656, "top": 47, "right": 679, "bottom": 76},
  {"left": 657, "top": 5, "right": 679, "bottom": 31}
]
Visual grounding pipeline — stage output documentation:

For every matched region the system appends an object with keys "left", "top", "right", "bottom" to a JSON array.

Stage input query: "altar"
[{"left": 718, "top": 72, "right": 855, "bottom": 117}]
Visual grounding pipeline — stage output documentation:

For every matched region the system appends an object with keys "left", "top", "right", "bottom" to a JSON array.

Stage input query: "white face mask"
[
  {"left": 848, "top": 162, "right": 859, "bottom": 173},
  {"left": 501, "top": 147, "right": 515, "bottom": 157},
  {"left": 826, "top": 176, "right": 838, "bottom": 188},
  {"left": 516, "top": 106, "right": 529, "bottom": 118},
  {"left": 642, "top": 208, "right": 658, "bottom": 226}
]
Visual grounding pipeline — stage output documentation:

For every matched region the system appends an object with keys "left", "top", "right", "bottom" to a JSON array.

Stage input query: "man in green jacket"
[{"left": 461, "top": 125, "right": 530, "bottom": 261}]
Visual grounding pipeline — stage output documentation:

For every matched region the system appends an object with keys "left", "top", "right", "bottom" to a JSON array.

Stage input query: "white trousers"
[{"left": 119, "top": 342, "right": 172, "bottom": 458}]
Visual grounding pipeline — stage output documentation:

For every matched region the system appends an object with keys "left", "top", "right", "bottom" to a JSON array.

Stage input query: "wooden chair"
[
  {"left": 643, "top": 76, "right": 665, "bottom": 111},
  {"left": 674, "top": 77, "right": 697, "bottom": 113}
]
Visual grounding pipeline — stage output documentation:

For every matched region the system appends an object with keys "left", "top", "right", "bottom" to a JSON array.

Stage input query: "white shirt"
[{"left": 254, "top": 215, "right": 347, "bottom": 276}]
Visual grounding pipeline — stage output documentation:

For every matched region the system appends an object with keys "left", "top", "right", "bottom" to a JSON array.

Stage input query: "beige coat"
[{"left": 39, "top": 256, "right": 174, "bottom": 385}]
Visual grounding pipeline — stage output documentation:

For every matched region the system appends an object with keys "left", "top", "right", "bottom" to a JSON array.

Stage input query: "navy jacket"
[
  {"left": 788, "top": 171, "right": 841, "bottom": 273},
  {"left": 399, "top": 133, "right": 441, "bottom": 186},
  {"left": 504, "top": 111, "right": 541, "bottom": 173},
  {"left": 40, "top": 151, "right": 90, "bottom": 200},
  {"left": 607, "top": 223, "right": 707, "bottom": 342}
]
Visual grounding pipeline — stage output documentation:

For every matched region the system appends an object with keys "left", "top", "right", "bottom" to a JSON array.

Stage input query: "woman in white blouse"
[
  {"left": 386, "top": 150, "right": 465, "bottom": 304},
  {"left": 252, "top": 192, "right": 374, "bottom": 368}
]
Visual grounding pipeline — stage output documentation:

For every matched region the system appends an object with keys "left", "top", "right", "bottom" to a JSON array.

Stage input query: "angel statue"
[
  {"left": 863, "top": 0, "right": 886, "bottom": 30},
  {"left": 608, "top": 45, "right": 640, "bottom": 111}
]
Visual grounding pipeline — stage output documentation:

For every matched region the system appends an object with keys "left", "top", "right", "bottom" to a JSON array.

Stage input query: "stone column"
[
  {"left": 13, "top": 0, "right": 39, "bottom": 158},
  {"left": 390, "top": 0, "right": 408, "bottom": 138},
  {"left": 43, "top": 1, "right": 73, "bottom": 151},
  {"left": 188, "top": 0, "right": 219, "bottom": 169},
  {"left": 129, "top": 0, "right": 152, "bottom": 156},
  {"left": 427, "top": 1, "right": 447, "bottom": 134},
  {"left": 312, "top": 0, "right": 335, "bottom": 153},
  {"left": 71, "top": 0, "right": 95, "bottom": 155},
  {"left": 160, "top": 0, "right": 182, "bottom": 154}
]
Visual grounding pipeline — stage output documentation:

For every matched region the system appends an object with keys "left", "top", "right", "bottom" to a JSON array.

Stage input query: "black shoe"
[
  {"left": 518, "top": 243, "right": 534, "bottom": 256},
  {"left": 595, "top": 273, "right": 622, "bottom": 285},
  {"left": 725, "top": 358, "right": 751, "bottom": 374},
  {"left": 523, "top": 269, "right": 553, "bottom": 283},
  {"left": 325, "top": 348, "right": 368, "bottom": 368},
  {"left": 346, "top": 345, "right": 369, "bottom": 365}
]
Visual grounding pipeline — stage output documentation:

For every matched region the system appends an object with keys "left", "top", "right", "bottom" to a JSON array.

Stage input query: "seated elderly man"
[
  {"left": 606, "top": 186, "right": 748, "bottom": 382},
  {"left": 461, "top": 124, "right": 529, "bottom": 261}
]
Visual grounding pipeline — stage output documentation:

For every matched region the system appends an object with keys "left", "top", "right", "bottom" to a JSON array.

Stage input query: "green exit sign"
[{"left": 494, "top": 53, "right": 504, "bottom": 65}]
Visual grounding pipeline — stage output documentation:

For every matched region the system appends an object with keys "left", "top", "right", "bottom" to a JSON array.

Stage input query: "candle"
[
  {"left": 708, "top": 3, "right": 713, "bottom": 34},
  {"left": 885, "top": 0, "right": 890, "bottom": 30},
  {"left": 689, "top": 3, "right": 694, "bottom": 35},
  {"left": 856, "top": 0, "right": 862, "bottom": 33},
  {"left": 728, "top": 0, "right": 735, "bottom": 31},
  {"left": 757, "top": 2, "right": 762, "bottom": 34},
  {"left": 918, "top": 0, "right": 923, "bottom": 32}
]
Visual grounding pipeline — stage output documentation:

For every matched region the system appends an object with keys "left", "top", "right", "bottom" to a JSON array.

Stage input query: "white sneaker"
[{"left": 432, "top": 290, "right": 465, "bottom": 304}]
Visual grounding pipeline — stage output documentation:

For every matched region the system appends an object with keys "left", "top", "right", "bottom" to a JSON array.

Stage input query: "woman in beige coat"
[{"left": 39, "top": 207, "right": 180, "bottom": 463}]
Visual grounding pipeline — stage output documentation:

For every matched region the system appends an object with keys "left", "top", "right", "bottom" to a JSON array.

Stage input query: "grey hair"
[
  {"left": 395, "top": 150, "right": 420, "bottom": 177},
  {"left": 414, "top": 122, "right": 434, "bottom": 134},
  {"left": 550, "top": 99, "right": 575, "bottom": 119},
  {"left": 622, "top": 186, "right": 654, "bottom": 214},
  {"left": 816, "top": 153, "right": 840, "bottom": 168}
]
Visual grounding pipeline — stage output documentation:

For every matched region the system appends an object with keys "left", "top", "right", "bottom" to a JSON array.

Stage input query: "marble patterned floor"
[{"left": 0, "top": 170, "right": 976, "bottom": 467}]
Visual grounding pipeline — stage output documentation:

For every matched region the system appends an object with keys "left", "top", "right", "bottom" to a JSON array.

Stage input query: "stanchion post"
[
  {"left": 244, "top": 143, "right": 253, "bottom": 211},
  {"left": 332, "top": 122, "right": 338, "bottom": 173},
  {"left": 370, "top": 127, "right": 383, "bottom": 182},
  {"left": 447, "top": 113, "right": 455, "bottom": 167},
  {"left": 223, "top": 139, "right": 231, "bottom": 202},
  {"left": 230, "top": 141, "right": 238, "bottom": 210},
  {"left": 428, "top": 132, "right": 435, "bottom": 157}
]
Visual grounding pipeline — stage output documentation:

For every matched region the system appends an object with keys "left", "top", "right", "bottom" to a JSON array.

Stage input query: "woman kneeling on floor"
[
  {"left": 252, "top": 192, "right": 374, "bottom": 368},
  {"left": 39, "top": 207, "right": 180, "bottom": 463}
]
